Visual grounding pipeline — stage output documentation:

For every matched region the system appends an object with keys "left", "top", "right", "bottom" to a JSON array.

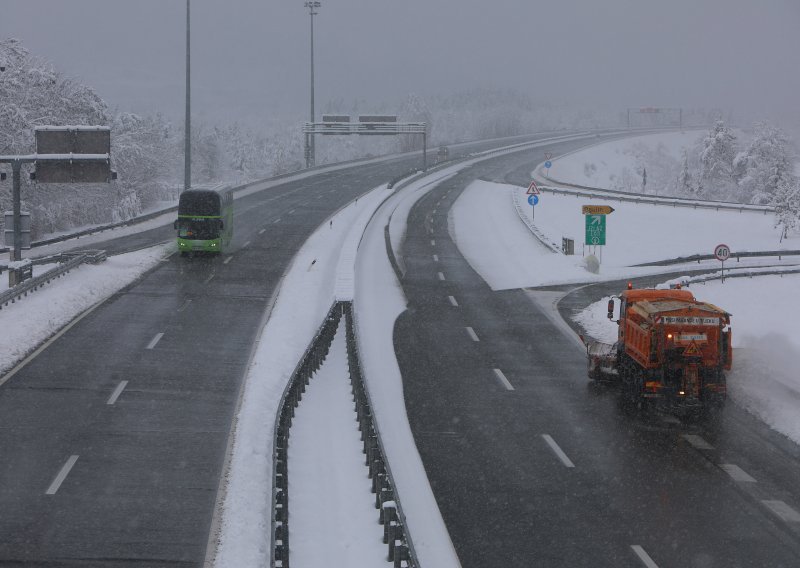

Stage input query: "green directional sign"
[{"left": 585, "top": 214, "right": 606, "bottom": 245}]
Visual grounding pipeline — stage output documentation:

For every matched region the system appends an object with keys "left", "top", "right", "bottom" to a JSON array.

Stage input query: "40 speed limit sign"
[{"left": 714, "top": 243, "right": 731, "bottom": 261}]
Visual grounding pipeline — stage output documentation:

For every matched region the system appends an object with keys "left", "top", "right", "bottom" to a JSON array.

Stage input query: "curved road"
[
  {"left": 0, "top": 134, "right": 565, "bottom": 567},
  {"left": 395, "top": 146, "right": 800, "bottom": 567}
]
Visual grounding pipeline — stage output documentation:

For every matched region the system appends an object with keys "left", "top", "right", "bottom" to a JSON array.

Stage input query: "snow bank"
[
  {"left": 213, "top": 184, "right": 391, "bottom": 568},
  {"left": 544, "top": 131, "right": 702, "bottom": 189},
  {"left": 0, "top": 244, "right": 172, "bottom": 378},
  {"left": 450, "top": 179, "right": 796, "bottom": 290}
]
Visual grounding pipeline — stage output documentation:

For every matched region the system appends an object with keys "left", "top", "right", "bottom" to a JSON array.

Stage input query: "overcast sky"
[{"left": 3, "top": 0, "right": 800, "bottom": 130}]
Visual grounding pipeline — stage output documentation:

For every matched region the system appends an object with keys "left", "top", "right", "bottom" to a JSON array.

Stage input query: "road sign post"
[
  {"left": 527, "top": 193, "right": 539, "bottom": 221},
  {"left": 714, "top": 243, "right": 731, "bottom": 283}
]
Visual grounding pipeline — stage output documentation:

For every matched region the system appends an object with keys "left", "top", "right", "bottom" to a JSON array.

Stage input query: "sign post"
[
  {"left": 527, "top": 181, "right": 541, "bottom": 222},
  {"left": 544, "top": 153, "right": 553, "bottom": 176},
  {"left": 714, "top": 243, "right": 731, "bottom": 283}
]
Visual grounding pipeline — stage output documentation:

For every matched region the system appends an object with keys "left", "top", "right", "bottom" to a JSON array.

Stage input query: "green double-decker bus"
[{"left": 174, "top": 188, "right": 233, "bottom": 255}]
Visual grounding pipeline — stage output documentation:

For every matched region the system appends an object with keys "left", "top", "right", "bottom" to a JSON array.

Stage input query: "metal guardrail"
[
  {"left": 510, "top": 187, "right": 562, "bottom": 254},
  {"left": 633, "top": 249, "right": 800, "bottom": 267},
  {"left": 271, "top": 301, "right": 417, "bottom": 568},
  {"left": 0, "top": 250, "right": 106, "bottom": 309}
]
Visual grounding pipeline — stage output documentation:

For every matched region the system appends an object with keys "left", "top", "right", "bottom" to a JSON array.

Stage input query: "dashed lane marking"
[
  {"left": 258, "top": 228, "right": 266, "bottom": 235},
  {"left": 448, "top": 296, "right": 459, "bottom": 307},
  {"left": 438, "top": 272, "right": 446, "bottom": 281},
  {"left": 243, "top": 241, "right": 251, "bottom": 248},
  {"left": 433, "top": 209, "right": 437, "bottom": 214},
  {"left": 107, "top": 380, "right": 129, "bottom": 405},
  {"left": 431, "top": 239, "right": 436, "bottom": 246},
  {"left": 288, "top": 209, "right": 296, "bottom": 214},
  {"left": 433, "top": 254, "right": 439, "bottom": 262},
  {"left": 145, "top": 333, "right": 164, "bottom": 350},
  {"left": 177, "top": 298, "right": 193, "bottom": 312},
  {"left": 273, "top": 218, "right": 281, "bottom": 223},
  {"left": 720, "top": 464, "right": 757, "bottom": 483},
  {"left": 465, "top": 327, "right": 479, "bottom": 342},
  {"left": 762, "top": 500, "right": 800, "bottom": 523},
  {"left": 630, "top": 545, "right": 660, "bottom": 568},
  {"left": 203, "top": 274, "right": 215, "bottom": 285},
  {"left": 682, "top": 434, "right": 714, "bottom": 450},
  {"left": 46, "top": 455, "right": 79, "bottom": 495},
  {"left": 492, "top": 369, "right": 514, "bottom": 391},
  {"left": 223, "top": 256, "right": 233, "bottom": 265},
  {"left": 542, "top": 434, "right": 575, "bottom": 468}
]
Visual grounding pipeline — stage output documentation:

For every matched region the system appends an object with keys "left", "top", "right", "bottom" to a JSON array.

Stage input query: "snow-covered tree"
[
  {"left": 772, "top": 176, "right": 800, "bottom": 241},
  {"left": 734, "top": 122, "right": 794, "bottom": 205},
  {"left": 698, "top": 120, "right": 738, "bottom": 198}
]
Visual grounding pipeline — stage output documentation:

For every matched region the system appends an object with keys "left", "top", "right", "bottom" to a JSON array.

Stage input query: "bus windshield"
[
  {"left": 178, "top": 190, "right": 221, "bottom": 217},
  {"left": 177, "top": 218, "right": 221, "bottom": 240}
]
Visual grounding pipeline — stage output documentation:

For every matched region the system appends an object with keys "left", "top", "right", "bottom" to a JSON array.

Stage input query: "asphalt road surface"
[
  {"left": 395, "top": 145, "right": 800, "bottom": 567},
  {"left": 0, "top": 134, "right": 562, "bottom": 567}
]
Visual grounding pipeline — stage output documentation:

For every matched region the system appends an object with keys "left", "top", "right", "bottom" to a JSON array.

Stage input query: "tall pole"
[
  {"left": 12, "top": 160, "right": 21, "bottom": 262},
  {"left": 305, "top": 2, "right": 320, "bottom": 168},
  {"left": 184, "top": 0, "right": 191, "bottom": 190}
]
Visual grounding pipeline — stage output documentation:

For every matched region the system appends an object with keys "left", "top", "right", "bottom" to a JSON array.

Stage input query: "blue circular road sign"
[
  {"left": 544, "top": 160, "right": 552, "bottom": 169},
  {"left": 528, "top": 194, "right": 539, "bottom": 206}
]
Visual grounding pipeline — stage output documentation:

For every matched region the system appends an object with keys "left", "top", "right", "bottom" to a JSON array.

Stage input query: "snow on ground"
[
  {"left": 288, "top": 323, "right": 387, "bottom": 568},
  {"left": 0, "top": 244, "right": 171, "bottom": 377},
  {"left": 450, "top": 179, "right": 796, "bottom": 290},
  {"left": 572, "top": 274, "right": 800, "bottom": 445},
  {"left": 543, "top": 130, "right": 702, "bottom": 189}
]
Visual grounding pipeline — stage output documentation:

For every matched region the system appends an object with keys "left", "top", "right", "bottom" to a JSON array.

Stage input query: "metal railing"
[
  {"left": 633, "top": 249, "right": 800, "bottom": 267},
  {"left": 510, "top": 187, "right": 562, "bottom": 254},
  {"left": 0, "top": 250, "right": 106, "bottom": 309},
  {"left": 271, "top": 301, "right": 417, "bottom": 568}
]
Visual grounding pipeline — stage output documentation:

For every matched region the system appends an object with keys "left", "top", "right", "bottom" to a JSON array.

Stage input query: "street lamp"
[
  {"left": 304, "top": 1, "right": 320, "bottom": 168},
  {"left": 184, "top": 0, "right": 191, "bottom": 190}
]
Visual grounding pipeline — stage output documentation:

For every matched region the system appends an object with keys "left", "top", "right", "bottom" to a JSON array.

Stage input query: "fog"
[{"left": 3, "top": 0, "right": 799, "bottom": 130}]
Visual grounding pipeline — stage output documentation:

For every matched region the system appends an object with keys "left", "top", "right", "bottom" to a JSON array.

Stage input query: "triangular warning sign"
[
  {"left": 683, "top": 341, "right": 702, "bottom": 357},
  {"left": 527, "top": 180, "right": 540, "bottom": 195}
]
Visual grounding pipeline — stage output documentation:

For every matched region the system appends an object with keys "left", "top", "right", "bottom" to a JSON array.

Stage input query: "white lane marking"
[
  {"left": 430, "top": 239, "right": 436, "bottom": 246},
  {"left": 243, "top": 241, "right": 251, "bottom": 248},
  {"left": 448, "top": 295, "right": 459, "bottom": 307},
  {"left": 429, "top": 228, "right": 433, "bottom": 235},
  {"left": 433, "top": 254, "right": 439, "bottom": 262},
  {"left": 203, "top": 273, "right": 215, "bottom": 285},
  {"left": 177, "top": 298, "right": 193, "bottom": 312},
  {"left": 288, "top": 209, "right": 296, "bottom": 214},
  {"left": 223, "top": 256, "right": 233, "bottom": 265},
  {"left": 438, "top": 272, "right": 446, "bottom": 281},
  {"left": 493, "top": 369, "right": 514, "bottom": 391},
  {"left": 465, "top": 327, "right": 479, "bottom": 342},
  {"left": 46, "top": 455, "right": 79, "bottom": 495},
  {"left": 542, "top": 434, "right": 575, "bottom": 468},
  {"left": 106, "top": 380, "right": 129, "bottom": 405},
  {"left": 146, "top": 333, "right": 164, "bottom": 350},
  {"left": 682, "top": 434, "right": 714, "bottom": 450},
  {"left": 258, "top": 228, "right": 266, "bottom": 235},
  {"left": 630, "top": 545, "right": 660, "bottom": 568},
  {"left": 720, "top": 464, "right": 757, "bottom": 483},
  {"left": 273, "top": 218, "right": 281, "bottom": 223},
  {"left": 433, "top": 208, "right": 437, "bottom": 214},
  {"left": 762, "top": 500, "right": 800, "bottom": 523}
]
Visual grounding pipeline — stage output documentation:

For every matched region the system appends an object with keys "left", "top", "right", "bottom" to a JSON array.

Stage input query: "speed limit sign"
[{"left": 714, "top": 243, "right": 731, "bottom": 261}]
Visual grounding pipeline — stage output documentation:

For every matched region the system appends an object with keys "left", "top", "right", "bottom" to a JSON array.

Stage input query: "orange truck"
[{"left": 585, "top": 284, "right": 732, "bottom": 413}]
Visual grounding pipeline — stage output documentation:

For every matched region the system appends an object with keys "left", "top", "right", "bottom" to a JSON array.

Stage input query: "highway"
[
  {"left": 395, "top": 146, "right": 800, "bottom": 567},
  {"left": 0, "top": 134, "right": 563, "bottom": 567}
]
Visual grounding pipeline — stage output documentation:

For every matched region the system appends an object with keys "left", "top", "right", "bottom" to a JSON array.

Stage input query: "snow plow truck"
[{"left": 584, "top": 284, "right": 732, "bottom": 413}]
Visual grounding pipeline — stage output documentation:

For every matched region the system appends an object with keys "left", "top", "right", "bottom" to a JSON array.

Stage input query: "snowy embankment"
[
  {"left": 0, "top": 244, "right": 172, "bottom": 378},
  {"left": 450, "top": 180, "right": 797, "bottom": 290},
  {"left": 541, "top": 130, "right": 703, "bottom": 189},
  {"left": 448, "top": 178, "right": 800, "bottom": 446}
]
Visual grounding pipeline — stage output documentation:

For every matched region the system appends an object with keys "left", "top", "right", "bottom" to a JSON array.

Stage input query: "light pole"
[
  {"left": 304, "top": 1, "right": 320, "bottom": 168},
  {"left": 184, "top": 0, "right": 191, "bottom": 190}
]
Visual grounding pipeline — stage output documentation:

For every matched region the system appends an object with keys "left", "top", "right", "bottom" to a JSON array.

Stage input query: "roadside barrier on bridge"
[{"left": 271, "top": 301, "right": 418, "bottom": 568}]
